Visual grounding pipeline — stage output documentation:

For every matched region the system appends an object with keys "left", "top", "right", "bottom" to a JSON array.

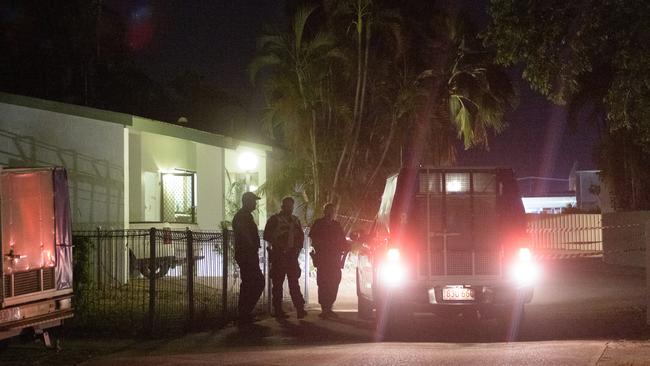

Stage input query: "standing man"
[
  {"left": 309, "top": 203, "right": 350, "bottom": 319},
  {"left": 263, "top": 196, "right": 307, "bottom": 319},
  {"left": 232, "top": 192, "right": 265, "bottom": 324}
]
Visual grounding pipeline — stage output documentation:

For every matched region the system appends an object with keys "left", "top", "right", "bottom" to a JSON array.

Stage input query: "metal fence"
[
  {"left": 71, "top": 228, "right": 270, "bottom": 335},
  {"left": 527, "top": 214, "right": 603, "bottom": 252},
  {"left": 526, "top": 213, "right": 650, "bottom": 265}
]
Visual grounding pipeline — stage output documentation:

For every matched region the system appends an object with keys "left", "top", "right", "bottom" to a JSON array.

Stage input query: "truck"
[
  {"left": 0, "top": 167, "right": 74, "bottom": 348},
  {"left": 355, "top": 167, "right": 537, "bottom": 339}
]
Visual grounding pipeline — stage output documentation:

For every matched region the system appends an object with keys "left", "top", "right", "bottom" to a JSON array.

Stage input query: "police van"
[{"left": 355, "top": 167, "right": 537, "bottom": 338}]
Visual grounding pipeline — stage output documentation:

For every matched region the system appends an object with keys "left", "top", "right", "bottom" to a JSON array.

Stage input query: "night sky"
[
  {"left": 21, "top": 1, "right": 601, "bottom": 180},
  {"left": 123, "top": 1, "right": 283, "bottom": 105}
]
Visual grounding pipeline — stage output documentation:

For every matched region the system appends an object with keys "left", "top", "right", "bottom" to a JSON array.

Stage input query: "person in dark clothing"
[
  {"left": 232, "top": 191, "right": 265, "bottom": 324},
  {"left": 263, "top": 196, "right": 307, "bottom": 319},
  {"left": 309, "top": 203, "right": 350, "bottom": 319}
]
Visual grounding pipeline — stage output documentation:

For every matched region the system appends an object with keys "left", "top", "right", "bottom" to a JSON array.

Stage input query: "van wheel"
[
  {"left": 496, "top": 304, "right": 525, "bottom": 341},
  {"left": 356, "top": 270, "right": 374, "bottom": 319},
  {"left": 358, "top": 294, "right": 373, "bottom": 319}
]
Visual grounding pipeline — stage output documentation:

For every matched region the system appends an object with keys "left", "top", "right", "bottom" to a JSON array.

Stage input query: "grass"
[{"left": 71, "top": 276, "right": 243, "bottom": 336}]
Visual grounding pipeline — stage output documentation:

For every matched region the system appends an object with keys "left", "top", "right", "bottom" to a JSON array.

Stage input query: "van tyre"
[
  {"left": 356, "top": 270, "right": 374, "bottom": 319},
  {"left": 496, "top": 303, "right": 525, "bottom": 341}
]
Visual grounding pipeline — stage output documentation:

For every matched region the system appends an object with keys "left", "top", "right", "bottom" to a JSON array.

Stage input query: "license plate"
[{"left": 442, "top": 287, "right": 475, "bottom": 301}]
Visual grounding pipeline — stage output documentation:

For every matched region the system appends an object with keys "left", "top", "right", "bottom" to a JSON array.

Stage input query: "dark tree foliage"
[
  {"left": 252, "top": 1, "right": 516, "bottom": 226},
  {"left": 485, "top": 0, "right": 650, "bottom": 210}
]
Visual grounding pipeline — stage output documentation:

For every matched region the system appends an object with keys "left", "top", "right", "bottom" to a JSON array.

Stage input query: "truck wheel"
[{"left": 356, "top": 269, "right": 374, "bottom": 319}]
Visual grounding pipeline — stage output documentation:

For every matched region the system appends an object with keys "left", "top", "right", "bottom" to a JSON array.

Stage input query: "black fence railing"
[{"left": 71, "top": 228, "right": 270, "bottom": 336}]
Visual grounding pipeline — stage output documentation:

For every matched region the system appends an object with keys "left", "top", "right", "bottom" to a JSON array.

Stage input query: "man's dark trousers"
[
  {"left": 316, "top": 262, "right": 342, "bottom": 311},
  {"left": 236, "top": 255, "right": 264, "bottom": 317},
  {"left": 270, "top": 251, "right": 305, "bottom": 311}
]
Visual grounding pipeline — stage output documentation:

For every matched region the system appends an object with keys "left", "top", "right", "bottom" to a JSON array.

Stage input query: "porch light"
[{"left": 238, "top": 152, "right": 259, "bottom": 172}]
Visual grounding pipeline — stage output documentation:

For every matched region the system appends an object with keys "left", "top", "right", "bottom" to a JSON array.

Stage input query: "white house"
[{"left": 0, "top": 92, "right": 270, "bottom": 231}]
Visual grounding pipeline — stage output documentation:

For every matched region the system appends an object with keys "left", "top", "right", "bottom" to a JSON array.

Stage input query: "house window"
[{"left": 161, "top": 172, "right": 196, "bottom": 224}]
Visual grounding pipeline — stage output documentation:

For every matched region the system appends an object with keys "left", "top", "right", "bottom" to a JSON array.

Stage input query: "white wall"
[
  {"left": 196, "top": 143, "right": 224, "bottom": 230},
  {"left": 128, "top": 130, "right": 198, "bottom": 227},
  {"left": 0, "top": 102, "right": 125, "bottom": 230},
  {"left": 129, "top": 131, "right": 231, "bottom": 231}
]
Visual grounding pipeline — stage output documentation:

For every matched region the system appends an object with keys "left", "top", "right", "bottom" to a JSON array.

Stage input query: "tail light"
[
  {"left": 510, "top": 247, "right": 539, "bottom": 287},
  {"left": 379, "top": 248, "right": 405, "bottom": 287}
]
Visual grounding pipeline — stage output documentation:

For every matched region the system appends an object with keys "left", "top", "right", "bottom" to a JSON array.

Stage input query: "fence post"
[
  {"left": 96, "top": 227, "right": 101, "bottom": 289},
  {"left": 303, "top": 231, "right": 310, "bottom": 304},
  {"left": 186, "top": 228, "right": 195, "bottom": 328},
  {"left": 222, "top": 230, "right": 229, "bottom": 321},
  {"left": 265, "top": 237, "right": 272, "bottom": 314},
  {"left": 263, "top": 237, "right": 270, "bottom": 314},
  {"left": 147, "top": 227, "right": 156, "bottom": 334}
]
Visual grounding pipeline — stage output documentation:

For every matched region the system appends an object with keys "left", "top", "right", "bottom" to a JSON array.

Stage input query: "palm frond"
[
  {"left": 293, "top": 3, "right": 319, "bottom": 51},
  {"left": 249, "top": 54, "right": 283, "bottom": 84}
]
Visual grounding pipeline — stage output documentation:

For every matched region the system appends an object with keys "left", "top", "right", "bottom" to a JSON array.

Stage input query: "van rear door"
[{"left": 411, "top": 169, "right": 502, "bottom": 279}]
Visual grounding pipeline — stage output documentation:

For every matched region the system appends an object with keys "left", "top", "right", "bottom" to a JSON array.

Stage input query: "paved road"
[
  {"left": 1, "top": 258, "right": 648, "bottom": 365},
  {"left": 86, "top": 341, "right": 610, "bottom": 366}
]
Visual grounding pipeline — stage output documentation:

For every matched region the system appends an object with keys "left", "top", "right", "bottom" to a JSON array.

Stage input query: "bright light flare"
[
  {"left": 446, "top": 179, "right": 462, "bottom": 192},
  {"left": 518, "top": 247, "right": 532, "bottom": 262},
  {"left": 387, "top": 248, "right": 400, "bottom": 262},
  {"left": 380, "top": 263, "right": 405, "bottom": 287},
  {"left": 510, "top": 247, "right": 539, "bottom": 287},
  {"left": 381, "top": 248, "right": 404, "bottom": 287}
]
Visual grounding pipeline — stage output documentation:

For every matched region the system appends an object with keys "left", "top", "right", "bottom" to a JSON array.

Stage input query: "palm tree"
[
  {"left": 250, "top": 4, "right": 342, "bottom": 211},
  {"left": 323, "top": 0, "right": 405, "bottom": 203},
  {"left": 419, "top": 6, "right": 517, "bottom": 165}
]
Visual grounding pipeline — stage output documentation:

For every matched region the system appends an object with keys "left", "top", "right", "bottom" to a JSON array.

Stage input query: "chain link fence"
[{"left": 71, "top": 228, "right": 270, "bottom": 336}]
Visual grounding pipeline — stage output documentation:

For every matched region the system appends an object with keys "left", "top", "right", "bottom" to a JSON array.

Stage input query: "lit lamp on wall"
[{"left": 238, "top": 151, "right": 259, "bottom": 192}]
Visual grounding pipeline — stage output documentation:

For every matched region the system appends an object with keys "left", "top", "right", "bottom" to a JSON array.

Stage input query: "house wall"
[
  {"left": 128, "top": 131, "right": 229, "bottom": 230},
  {"left": 576, "top": 172, "right": 601, "bottom": 211},
  {"left": 196, "top": 143, "right": 224, "bottom": 230},
  {"left": 129, "top": 130, "right": 198, "bottom": 227},
  {"left": 0, "top": 101, "right": 125, "bottom": 230}
]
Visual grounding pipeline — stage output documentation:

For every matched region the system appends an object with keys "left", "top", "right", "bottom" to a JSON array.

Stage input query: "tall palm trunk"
[
  {"left": 296, "top": 68, "right": 319, "bottom": 207},
  {"left": 344, "top": 22, "right": 371, "bottom": 179},
  {"left": 330, "top": 3, "right": 370, "bottom": 202}
]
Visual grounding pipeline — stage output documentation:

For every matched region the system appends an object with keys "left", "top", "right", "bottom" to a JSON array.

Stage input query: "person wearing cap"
[
  {"left": 263, "top": 196, "right": 307, "bottom": 319},
  {"left": 309, "top": 203, "right": 350, "bottom": 319},
  {"left": 232, "top": 191, "right": 264, "bottom": 324}
]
